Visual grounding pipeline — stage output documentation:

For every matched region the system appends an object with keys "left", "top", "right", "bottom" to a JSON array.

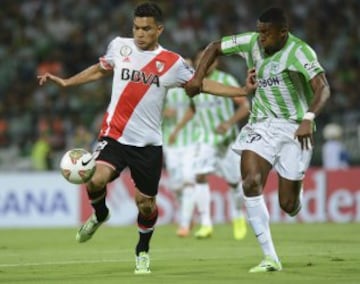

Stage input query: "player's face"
[
  {"left": 133, "top": 17, "right": 164, "bottom": 50},
  {"left": 257, "top": 21, "right": 287, "bottom": 55}
]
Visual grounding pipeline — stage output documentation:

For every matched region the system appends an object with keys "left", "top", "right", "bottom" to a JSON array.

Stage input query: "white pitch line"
[
  {"left": 0, "top": 247, "right": 242, "bottom": 268},
  {"left": 0, "top": 258, "right": 128, "bottom": 268}
]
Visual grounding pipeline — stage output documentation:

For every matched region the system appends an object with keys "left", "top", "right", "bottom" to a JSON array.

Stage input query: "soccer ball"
[{"left": 60, "top": 148, "right": 96, "bottom": 184}]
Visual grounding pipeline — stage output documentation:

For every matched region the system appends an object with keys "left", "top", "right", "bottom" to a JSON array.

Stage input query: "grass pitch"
[{"left": 0, "top": 223, "right": 359, "bottom": 284}]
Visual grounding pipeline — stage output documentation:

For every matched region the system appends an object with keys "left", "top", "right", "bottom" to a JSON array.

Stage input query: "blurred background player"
[
  {"left": 322, "top": 123, "right": 350, "bottom": 169},
  {"left": 162, "top": 57, "right": 200, "bottom": 235},
  {"left": 170, "top": 47, "right": 249, "bottom": 240}
]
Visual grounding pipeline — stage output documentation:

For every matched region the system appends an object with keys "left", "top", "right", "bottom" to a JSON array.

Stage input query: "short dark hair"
[
  {"left": 134, "top": 2, "right": 163, "bottom": 24},
  {"left": 258, "top": 7, "right": 288, "bottom": 28}
]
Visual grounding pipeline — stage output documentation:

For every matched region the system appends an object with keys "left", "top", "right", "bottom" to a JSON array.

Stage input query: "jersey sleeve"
[
  {"left": 293, "top": 43, "right": 324, "bottom": 81},
  {"left": 175, "top": 57, "right": 195, "bottom": 86},
  {"left": 221, "top": 32, "right": 256, "bottom": 58},
  {"left": 99, "top": 37, "right": 118, "bottom": 70}
]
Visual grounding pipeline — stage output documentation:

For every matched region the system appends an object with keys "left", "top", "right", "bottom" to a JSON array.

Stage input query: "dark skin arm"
[
  {"left": 184, "top": 41, "right": 223, "bottom": 97},
  {"left": 185, "top": 41, "right": 256, "bottom": 97},
  {"left": 294, "top": 72, "right": 331, "bottom": 150}
]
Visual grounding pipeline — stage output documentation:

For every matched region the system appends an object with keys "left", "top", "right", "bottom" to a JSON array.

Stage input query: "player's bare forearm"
[
  {"left": 184, "top": 41, "right": 222, "bottom": 97},
  {"left": 195, "top": 41, "right": 222, "bottom": 83},
  {"left": 216, "top": 98, "right": 249, "bottom": 134},
  {"left": 168, "top": 106, "right": 195, "bottom": 144},
  {"left": 228, "top": 98, "right": 250, "bottom": 125},
  {"left": 295, "top": 73, "right": 330, "bottom": 150},
  {"left": 175, "top": 106, "right": 195, "bottom": 131},
  {"left": 307, "top": 73, "right": 331, "bottom": 116},
  {"left": 163, "top": 107, "right": 177, "bottom": 119},
  {"left": 62, "top": 63, "right": 111, "bottom": 87},
  {"left": 201, "top": 79, "right": 251, "bottom": 97},
  {"left": 37, "top": 63, "right": 111, "bottom": 87}
]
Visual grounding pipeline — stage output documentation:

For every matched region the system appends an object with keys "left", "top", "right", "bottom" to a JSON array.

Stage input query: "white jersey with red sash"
[{"left": 99, "top": 37, "right": 194, "bottom": 146}]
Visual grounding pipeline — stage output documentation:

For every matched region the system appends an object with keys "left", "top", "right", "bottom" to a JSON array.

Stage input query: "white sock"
[
  {"left": 179, "top": 184, "right": 196, "bottom": 229},
  {"left": 229, "top": 183, "right": 245, "bottom": 220},
  {"left": 194, "top": 182, "right": 212, "bottom": 227},
  {"left": 244, "top": 195, "right": 279, "bottom": 263}
]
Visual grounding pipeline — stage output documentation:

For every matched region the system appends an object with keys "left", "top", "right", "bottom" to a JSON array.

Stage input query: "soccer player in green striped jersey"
[
  {"left": 171, "top": 48, "right": 250, "bottom": 240},
  {"left": 162, "top": 58, "right": 200, "bottom": 236},
  {"left": 186, "top": 7, "right": 330, "bottom": 273}
]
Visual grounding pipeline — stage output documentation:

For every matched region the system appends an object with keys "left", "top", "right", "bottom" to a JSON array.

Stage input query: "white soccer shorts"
[
  {"left": 163, "top": 145, "right": 196, "bottom": 190},
  {"left": 192, "top": 142, "right": 240, "bottom": 184},
  {"left": 232, "top": 118, "right": 312, "bottom": 180}
]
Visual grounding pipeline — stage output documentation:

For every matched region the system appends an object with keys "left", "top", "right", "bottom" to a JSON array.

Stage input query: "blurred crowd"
[{"left": 0, "top": 0, "right": 359, "bottom": 170}]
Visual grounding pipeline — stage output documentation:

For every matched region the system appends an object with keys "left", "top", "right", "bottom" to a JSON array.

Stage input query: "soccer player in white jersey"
[
  {"left": 186, "top": 7, "right": 330, "bottom": 272},
  {"left": 170, "top": 48, "right": 250, "bottom": 240},
  {"left": 37, "top": 2, "right": 256, "bottom": 274},
  {"left": 162, "top": 58, "right": 200, "bottom": 236}
]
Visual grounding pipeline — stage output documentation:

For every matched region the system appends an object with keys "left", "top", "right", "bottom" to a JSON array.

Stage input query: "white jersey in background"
[
  {"left": 188, "top": 69, "right": 247, "bottom": 240},
  {"left": 99, "top": 37, "right": 194, "bottom": 146},
  {"left": 191, "top": 69, "right": 243, "bottom": 182},
  {"left": 163, "top": 87, "right": 199, "bottom": 147},
  {"left": 162, "top": 87, "right": 199, "bottom": 190},
  {"left": 193, "top": 69, "right": 240, "bottom": 147}
]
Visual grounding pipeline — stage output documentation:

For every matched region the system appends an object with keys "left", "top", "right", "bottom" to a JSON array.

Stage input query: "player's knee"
[
  {"left": 86, "top": 166, "right": 114, "bottom": 191},
  {"left": 242, "top": 173, "right": 263, "bottom": 196},
  {"left": 87, "top": 176, "right": 107, "bottom": 191},
  {"left": 136, "top": 197, "right": 156, "bottom": 216}
]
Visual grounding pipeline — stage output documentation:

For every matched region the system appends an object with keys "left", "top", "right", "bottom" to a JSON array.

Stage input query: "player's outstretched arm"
[
  {"left": 37, "top": 63, "right": 111, "bottom": 87},
  {"left": 201, "top": 79, "right": 247, "bottom": 97},
  {"left": 200, "top": 68, "right": 257, "bottom": 98},
  {"left": 184, "top": 41, "right": 222, "bottom": 97}
]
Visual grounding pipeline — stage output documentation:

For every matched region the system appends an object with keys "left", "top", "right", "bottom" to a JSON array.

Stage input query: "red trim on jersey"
[
  {"left": 101, "top": 50, "right": 180, "bottom": 140},
  {"left": 99, "top": 111, "right": 109, "bottom": 138},
  {"left": 99, "top": 57, "right": 113, "bottom": 70}
]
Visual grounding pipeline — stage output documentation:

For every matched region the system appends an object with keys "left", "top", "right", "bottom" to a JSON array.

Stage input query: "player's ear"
[
  {"left": 279, "top": 25, "right": 288, "bottom": 37},
  {"left": 157, "top": 24, "right": 164, "bottom": 36}
]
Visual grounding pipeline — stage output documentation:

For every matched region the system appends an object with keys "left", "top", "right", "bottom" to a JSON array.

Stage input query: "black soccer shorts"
[{"left": 95, "top": 137, "right": 163, "bottom": 197}]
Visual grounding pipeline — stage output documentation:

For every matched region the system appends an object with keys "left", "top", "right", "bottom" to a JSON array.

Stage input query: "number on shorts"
[
  {"left": 93, "top": 140, "right": 108, "bottom": 159},
  {"left": 246, "top": 132, "right": 262, "bottom": 143}
]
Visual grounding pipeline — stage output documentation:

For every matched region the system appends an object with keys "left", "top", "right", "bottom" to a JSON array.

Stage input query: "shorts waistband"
[{"left": 250, "top": 117, "right": 298, "bottom": 125}]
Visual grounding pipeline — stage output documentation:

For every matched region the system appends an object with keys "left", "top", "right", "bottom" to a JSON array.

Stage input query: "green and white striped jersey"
[
  {"left": 193, "top": 69, "right": 240, "bottom": 146},
  {"left": 162, "top": 87, "right": 199, "bottom": 147},
  {"left": 221, "top": 32, "right": 324, "bottom": 123}
]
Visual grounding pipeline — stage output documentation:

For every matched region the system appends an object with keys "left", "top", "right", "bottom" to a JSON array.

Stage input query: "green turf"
[{"left": 0, "top": 223, "right": 359, "bottom": 284}]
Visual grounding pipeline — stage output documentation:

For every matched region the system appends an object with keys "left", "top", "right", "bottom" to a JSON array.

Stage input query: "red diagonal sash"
[{"left": 101, "top": 50, "right": 179, "bottom": 139}]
